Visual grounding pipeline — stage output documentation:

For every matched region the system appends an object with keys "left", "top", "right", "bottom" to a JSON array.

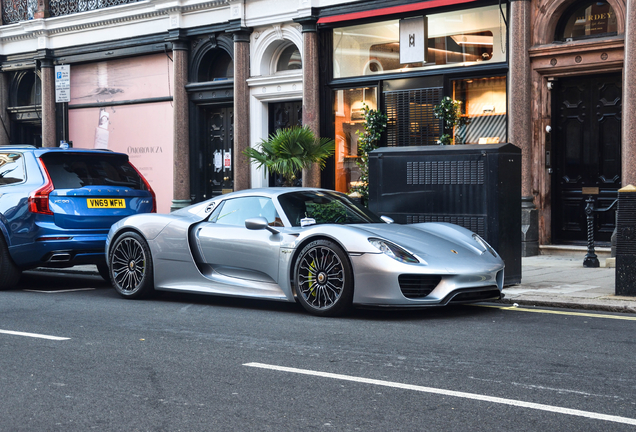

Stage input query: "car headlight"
[
  {"left": 368, "top": 238, "right": 419, "bottom": 263},
  {"left": 472, "top": 234, "right": 498, "bottom": 257}
]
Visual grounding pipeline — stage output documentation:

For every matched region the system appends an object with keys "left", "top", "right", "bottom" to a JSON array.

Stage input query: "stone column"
[
  {"left": 169, "top": 39, "right": 191, "bottom": 211},
  {"left": 296, "top": 16, "right": 321, "bottom": 187},
  {"left": 231, "top": 29, "right": 251, "bottom": 191},
  {"left": 623, "top": 0, "right": 636, "bottom": 185},
  {"left": 0, "top": 73, "right": 11, "bottom": 146},
  {"left": 508, "top": 0, "right": 537, "bottom": 256},
  {"left": 39, "top": 58, "right": 56, "bottom": 148}
]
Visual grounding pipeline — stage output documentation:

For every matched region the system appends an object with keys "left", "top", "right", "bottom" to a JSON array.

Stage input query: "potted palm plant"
[{"left": 244, "top": 126, "right": 335, "bottom": 186}]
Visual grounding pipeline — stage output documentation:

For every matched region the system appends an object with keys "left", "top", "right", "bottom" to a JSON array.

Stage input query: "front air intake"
[{"left": 398, "top": 274, "right": 442, "bottom": 298}]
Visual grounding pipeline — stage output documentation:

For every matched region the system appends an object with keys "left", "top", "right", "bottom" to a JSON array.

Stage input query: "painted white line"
[
  {"left": 23, "top": 288, "right": 96, "bottom": 294},
  {"left": 244, "top": 363, "right": 636, "bottom": 426},
  {"left": 0, "top": 329, "right": 70, "bottom": 341}
]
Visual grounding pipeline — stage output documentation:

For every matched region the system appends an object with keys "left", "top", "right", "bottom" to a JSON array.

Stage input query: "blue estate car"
[{"left": 0, "top": 146, "right": 155, "bottom": 289}]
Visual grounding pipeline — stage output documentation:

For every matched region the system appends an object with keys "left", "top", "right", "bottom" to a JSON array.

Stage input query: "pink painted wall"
[{"left": 68, "top": 54, "right": 175, "bottom": 214}]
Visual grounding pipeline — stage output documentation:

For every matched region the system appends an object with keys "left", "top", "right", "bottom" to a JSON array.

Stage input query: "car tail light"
[
  {"left": 28, "top": 158, "right": 54, "bottom": 215},
  {"left": 129, "top": 162, "right": 157, "bottom": 213}
]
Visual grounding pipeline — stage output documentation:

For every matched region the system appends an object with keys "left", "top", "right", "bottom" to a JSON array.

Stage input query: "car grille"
[
  {"left": 448, "top": 286, "right": 501, "bottom": 303},
  {"left": 398, "top": 274, "right": 442, "bottom": 298}
]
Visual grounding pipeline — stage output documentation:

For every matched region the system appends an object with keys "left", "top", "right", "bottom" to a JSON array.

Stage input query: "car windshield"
[{"left": 278, "top": 190, "right": 383, "bottom": 226}]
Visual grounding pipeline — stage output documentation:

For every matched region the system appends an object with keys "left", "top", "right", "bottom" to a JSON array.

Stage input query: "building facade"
[{"left": 0, "top": 0, "right": 634, "bottom": 251}]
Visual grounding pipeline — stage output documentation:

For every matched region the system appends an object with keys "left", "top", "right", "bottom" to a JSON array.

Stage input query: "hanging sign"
[
  {"left": 399, "top": 16, "right": 428, "bottom": 64},
  {"left": 55, "top": 65, "right": 70, "bottom": 103}
]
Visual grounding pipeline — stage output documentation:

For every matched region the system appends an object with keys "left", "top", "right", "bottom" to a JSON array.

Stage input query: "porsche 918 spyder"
[{"left": 105, "top": 188, "right": 504, "bottom": 316}]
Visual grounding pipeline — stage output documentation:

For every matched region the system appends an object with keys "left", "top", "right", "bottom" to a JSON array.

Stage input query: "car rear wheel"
[
  {"left": 109, "top": 232, "right": 154, "bottom": 299},
  {"left": 0, "top": 234, "right": 21, "bottom": 290},
  {"left": 294, "top": 239, "right": 353, "bottom": 317}
]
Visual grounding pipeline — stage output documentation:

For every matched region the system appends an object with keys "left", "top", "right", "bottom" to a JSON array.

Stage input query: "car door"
[{"left": 194, "top": 196, "right": 283, "bottom": 284}]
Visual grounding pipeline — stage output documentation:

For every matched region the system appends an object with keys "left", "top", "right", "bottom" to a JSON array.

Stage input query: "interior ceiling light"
[{"left": 450, "top": 34, "right": 493, "bottom": 45}]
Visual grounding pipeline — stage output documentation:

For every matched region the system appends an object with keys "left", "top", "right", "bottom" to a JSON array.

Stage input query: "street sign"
[{"left": 55, "top": 65, "right": 70, "bottom": 103}]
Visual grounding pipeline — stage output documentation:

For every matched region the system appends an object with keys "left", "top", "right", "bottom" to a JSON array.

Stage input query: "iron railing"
[{"left": 3, "top": 0, "right": 143, "bottom": 24}]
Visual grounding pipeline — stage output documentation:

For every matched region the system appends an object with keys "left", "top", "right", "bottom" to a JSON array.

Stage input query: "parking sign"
[{"left": 55, "top": 65, "right": 70, "bottom": 103}]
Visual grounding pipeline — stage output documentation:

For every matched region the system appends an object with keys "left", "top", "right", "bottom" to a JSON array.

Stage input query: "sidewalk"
[{"left": 501, "top": 253, "right": 636, "bottom": 314}]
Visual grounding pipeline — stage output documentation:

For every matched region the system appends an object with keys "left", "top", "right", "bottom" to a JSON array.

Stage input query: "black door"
[
  {"left": 552, "top": 73, "right": 621, "bottom": 244},
  {"left": 268, "top": 101, "right": 302, "bottom": 187},
  {"left": 194, "top": 105, "right": 234, "bottom": 201}
]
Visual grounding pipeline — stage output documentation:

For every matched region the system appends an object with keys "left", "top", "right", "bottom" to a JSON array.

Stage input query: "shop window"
[
  {"left": 276, "top": 45, "right": 302, "bottom": 72},
  {"left": 333, "top": 87, "right": 377, "bottom": 193},
  {"left": 452, "top": 76, "right": 507, "bottom": 145},
  {"left": 332, "top": 4, "right": 506, "bottom": 79},
  {"left": 385, "top": 87, "right": 442, "bottom": 147},
  {"left": 556, "top": 1, "right": 617, "bottom": 42},
  {"left": 197, "top": 49, "right": 233, "bottom": 82}
]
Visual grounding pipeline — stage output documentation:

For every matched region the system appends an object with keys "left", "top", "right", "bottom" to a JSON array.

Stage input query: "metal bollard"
[
  {"left": 583, "top": 196, "right": 599, "bottom": 268},
  {"left": 616, "top": 185, "right": 636, "bottom": 296}
]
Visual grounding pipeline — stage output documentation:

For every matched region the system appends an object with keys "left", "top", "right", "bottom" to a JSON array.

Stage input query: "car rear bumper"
[{"left": 9, "top": 232, "right": 108, "bottom": 269}]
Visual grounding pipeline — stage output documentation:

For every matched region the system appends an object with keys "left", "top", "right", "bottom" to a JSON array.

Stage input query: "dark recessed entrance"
[{"left": 552, "top": 73, "right": 621, "bottom": 244}]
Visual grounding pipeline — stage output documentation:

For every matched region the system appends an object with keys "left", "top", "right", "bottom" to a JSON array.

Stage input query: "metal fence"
[{"left": 3, "top": 0, "right": 142, "bottom": 24}]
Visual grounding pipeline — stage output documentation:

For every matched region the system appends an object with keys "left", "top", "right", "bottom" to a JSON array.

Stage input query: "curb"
[{"left": 497, "top": 297, "right": 636, "bottom": 314}]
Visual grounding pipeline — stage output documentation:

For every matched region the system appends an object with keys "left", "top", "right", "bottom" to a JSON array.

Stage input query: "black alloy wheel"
[
  {"left": 294, "top": 239, "right": 353, "bottom": 316},
  {"left": 109, "top": 231, "right": 154, "bottom": 299}
]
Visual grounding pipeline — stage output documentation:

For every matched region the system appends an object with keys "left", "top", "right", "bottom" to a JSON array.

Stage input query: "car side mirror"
[
  {"left": 245, "top": 217, "right": 280, "bottom": 234},
  {"left": 381, "top": 216, "right": 394, "bottom": 224}
]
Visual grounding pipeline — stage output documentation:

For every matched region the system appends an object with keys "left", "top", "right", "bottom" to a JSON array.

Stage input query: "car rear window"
[
  {"left": 40, "top": 152, "right": 147, "bottom": 190},
  {"left": 0, "top": 152, "right": 26, "bottom": 185}
]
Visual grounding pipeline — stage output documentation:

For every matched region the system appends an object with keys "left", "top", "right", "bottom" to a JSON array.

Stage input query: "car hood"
[{"left": 352, "top": 223, "right": 501, "bottom": 265}]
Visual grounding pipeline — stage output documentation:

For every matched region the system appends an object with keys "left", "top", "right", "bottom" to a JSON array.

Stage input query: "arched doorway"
[
  {"left": 188, "top": 34, "right": 234, "bottom": 202},
  {"left": 8, "top": 70, "right": 42, "bottom": 146}
]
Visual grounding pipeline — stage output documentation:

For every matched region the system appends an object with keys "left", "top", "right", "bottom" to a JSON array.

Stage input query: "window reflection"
[
  {"left": 452, "top": 76, "right": 507, "bottom": 145},
  {"left": 333, "top": 88, "right": 377, "bottom": 193},
  {"left": 333, "top": 5, "right": 506, "bottom": 79},
  {"left": 277, "top": 45, "right": 302, "bottom": 72}
]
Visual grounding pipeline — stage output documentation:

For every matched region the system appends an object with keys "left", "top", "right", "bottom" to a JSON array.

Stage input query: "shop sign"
[
  {"left": 55, "top": 65, "right": 70, "bottom": 103},
  {"left": 399, "top": 16, "right": 427, "bottom": 64}
]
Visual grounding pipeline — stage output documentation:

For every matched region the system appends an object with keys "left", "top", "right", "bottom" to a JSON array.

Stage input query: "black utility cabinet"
[{"left": 368, "top": 143, "right": 521, "bottom": 285}]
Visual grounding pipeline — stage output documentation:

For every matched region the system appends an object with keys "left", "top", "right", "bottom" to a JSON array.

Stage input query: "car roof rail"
[{"left": 1, "top": 145, "right": 37, "bottom": 149}]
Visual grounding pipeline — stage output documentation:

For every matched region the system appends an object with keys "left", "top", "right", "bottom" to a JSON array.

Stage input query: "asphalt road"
[{"left": 1, "top": 270, "right": 635, "bottom": 431}]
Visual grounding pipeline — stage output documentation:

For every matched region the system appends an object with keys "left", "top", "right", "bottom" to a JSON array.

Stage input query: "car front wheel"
[
  {"left": 294, "top": 239, "right": 353, "bottom": 317},
  {"left": 109, "top": 231, "right": 154, "bottom": 299}
]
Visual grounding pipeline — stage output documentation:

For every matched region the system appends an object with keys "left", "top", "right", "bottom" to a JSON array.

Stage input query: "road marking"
[
  {"left": 477, "top": 305, "right": 636, "bottom": 321},
  {"left": 244, "top": 362, "right": 636, "bottom": 426},
  {"left": 23, "top": 288, "right": 96, "bottom": 294},
  {"left": 0, "top": 329, "right": 69, "bottom": 341}
]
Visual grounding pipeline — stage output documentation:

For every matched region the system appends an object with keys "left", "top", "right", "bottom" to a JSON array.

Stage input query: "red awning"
[{"left": 317, "top": 0, "right": 481, "bottom": 24}]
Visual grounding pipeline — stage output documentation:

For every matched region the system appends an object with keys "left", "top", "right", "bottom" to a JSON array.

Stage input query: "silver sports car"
[{"left": 105, "top": 188, "right": 505, "bottom": 316}]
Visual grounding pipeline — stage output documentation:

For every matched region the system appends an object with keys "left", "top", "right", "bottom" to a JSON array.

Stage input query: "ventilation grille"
[
  {"left": 385, "top": 87, "right": 443, "bottom": 147},
  {"left": 406, "top": 160, "right": 484, "bottom": 185}
]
